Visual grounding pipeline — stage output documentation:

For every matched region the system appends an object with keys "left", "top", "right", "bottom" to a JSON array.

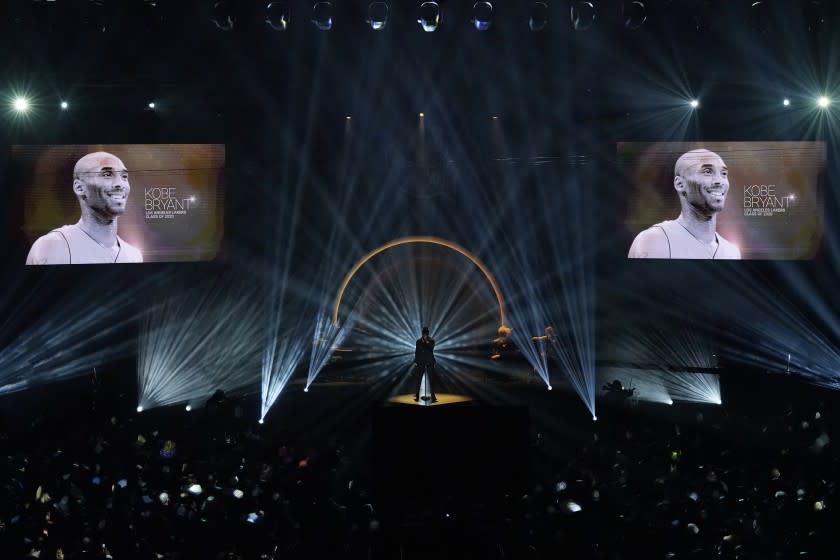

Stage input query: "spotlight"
[
  {"left": 139, "top": 0, "right": 167, "bottom": 32},
  {"left": 136, "top": 405, "right": 144, "bottom": 413},
  {"left": 804, "top": 0, "right": 824, "bottom": 33},
  {"left": 266, "top": 1, "right": 290, "bottom": 30},
  {"left": 258, "top": 418, "right": 265, "bottom": 424},
  {"left": 547, "top": 385, "right": 553, "bottom": 391},
  {"left": 750, "top": 0, "right": 770, "bottom": 33},
  {"left": 211, "top": 0, "right": 236, "bottom": 31},
  {"left": 817, "top": 96, "right": 830, "bottom": 108},
  {"left": 60, "top": 101, "right": 68, "bottom": 110},
  {"left": 692, "top": 0, "right": 714, "bottom": 32},
  {"left": 148, "top": 102, "right": 156, "bottom": 109},
  {"left": 346, "top": 115, "right": 351, "bottom": 120},
  {"left": 13, "top": 97, "right": 30, "bottom": 113},
  {"left": 185, "top": 405, "right": 192, "bottom": 412},
  {"left": 690, "top": 99, "right": 699, "bottom": 108},
  {"left": 367, "top": 1, "right": 389, "bottom": 30},
  {"left": 668, "top": 400, "right": 674, "bottom": 405},
  {"left": 570, "top": 1, "right": 596, "bottom": 31},
  {"left": 80, "top": 0, "right": 111, "bottom": 33},
  {"left": 304, "top": 387, "right": 309, "bottom": 392},
  {"left": 417, "top": 1, "right": 441, "bottom": 32},
  {"left": 419, "top": 112, "right": 425, "bottom": 117},
  {"left": 529, "top": 1, "right": 549, "bottom": 31},
  {"left": 471, "top": 1, "right": 493, "bottom": 31},
  {"left": 492, "top": 115, "right": 499, "bottom": 119},
  {"left": 622, "top": 1, "right": 646, "bottom": 29},
  {"left": 592, "top": 415, "right": 598, "bottom": 421},
  {"left": 312, "top": 1, "right": 333, "bottom": 30},
  {"left": 715, "top": 399, "right": 722, "bottom": 405},
  {"left": 783, "top": 98, "right": 790, "bottom": 106}
]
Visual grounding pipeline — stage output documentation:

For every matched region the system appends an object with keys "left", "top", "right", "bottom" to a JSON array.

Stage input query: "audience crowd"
[{"left": 0, "top": 382, "right": 837, "bottom": 559}]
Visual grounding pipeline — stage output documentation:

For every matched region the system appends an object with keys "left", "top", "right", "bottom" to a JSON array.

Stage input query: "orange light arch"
[{"left": 332, "top": 236, "right": 507, "bottom": 328}]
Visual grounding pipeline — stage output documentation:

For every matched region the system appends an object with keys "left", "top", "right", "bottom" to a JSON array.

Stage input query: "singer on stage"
[{"left": 413, "top": 326, "right": 437, "bottom": 403}]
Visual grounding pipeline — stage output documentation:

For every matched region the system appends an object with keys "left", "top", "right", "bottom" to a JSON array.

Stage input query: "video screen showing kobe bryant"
[
  {"left": 13, "top": 144, "right": 226, "bottom": 265},
  {"left": 619, "top": 142, "right": 825, "bottom": 260}
]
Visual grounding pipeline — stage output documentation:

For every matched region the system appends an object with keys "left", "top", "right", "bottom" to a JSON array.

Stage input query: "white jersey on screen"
[
  {"left": 26, "top": 223, "right": 143, "bottom": 265},
  {"left": 628, "top": 220, "right": 741, "bottom": 260}
]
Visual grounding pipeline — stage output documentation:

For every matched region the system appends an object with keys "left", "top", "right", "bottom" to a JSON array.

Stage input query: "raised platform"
[{"left": 372, "top": 405, "right": 529, "bottom": 498}]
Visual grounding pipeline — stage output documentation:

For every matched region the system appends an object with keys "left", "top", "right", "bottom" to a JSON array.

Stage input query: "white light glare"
[
  {"left": 690, "top": 99, "right": 699, "bottom": 108},
  {"left": 187, "top": 484, "right": 203, "bottom": 495},
  {"left": 783, "top": 98, "right": 790, "bottom": 106},
  {"left": 817, "top": 96, "right": 830, "bottom": 108},
  {"left": 185, "top": 405, "right": 192, "bottom": 412},
  {"left": 304, "top": 387, "right": 309, "bottom": 393},
  {"left": 60, "top": 101, "right": 69, "bottom": 110},
  {"left": 148, "top": 102, "right": 156, "bottom": 109},
  {"left": 13, "top": 97, "right": 30, "bottom": 112},
  {"left": 136, "top": 405, "right": 144, "bottom": 413},
  {"left": 547, "top": 385, "right": 553, "bottom": 391},
  {"left": 592, "top": 415, "right": 597, "bottom": 421},
  {"left": 258, "top": 418, "right": 265, "bottom": 424}
]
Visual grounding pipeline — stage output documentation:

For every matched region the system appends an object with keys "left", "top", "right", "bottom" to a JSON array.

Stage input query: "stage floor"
[{"left": 387, "top": 393, "right": 474, "bottom": 406}]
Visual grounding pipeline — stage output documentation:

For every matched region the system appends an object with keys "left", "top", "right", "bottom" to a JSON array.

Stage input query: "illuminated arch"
[{"left": 333, "top": 236, "right": 507, "bottom": 328}]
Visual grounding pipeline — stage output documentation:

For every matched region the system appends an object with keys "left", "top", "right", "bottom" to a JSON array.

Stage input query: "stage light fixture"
[
  {"left": 258, "top": 418, "right": 265, "bottom": 424},
  {"left": 13, "top": 97, "right": 30, "bottom": 113},
  {"left": 304, "top": 386, "right": 309, "bottom": 392},
  {"left": 367, "top": 1, "right": 389, "bottom": 30},
  {"left": 622, "top": 1, "right": 646, "bottom": 30},
  {"left": 211, "top": 0, "right": 236, "bottom": 31},
  {"left": 148, "top": 102, "right": 156, "bottom": 109},
  {"left": 471, "top": 1, "right": 493, "bottom": 31},
  {"left": 139, "top": 0, "right": 167, "bottom": 32},
  {"left": 80, "top": 0, "right": 111, "bottom": 34},
  {"left": 547, "top": 385, "right": 553, "bottom": 391},
  {"left": 804, "top": 0, "right": 824, "bottom": 32},
  {"left": 592, "top": 415, "right": 597, "bottom": 421},
  {"left": 185, "top": 405, "right": 192, "bottom": 412},
  {"left": 60, "top": 101, "right": 68, "bottom": 110},
  {"left": 690, "top": 99, "right": 699, "bottom": 108},
  {"left": 418, "top": 1, "right": 441, "bottom": 32},
  {"left": 783, "top": 98, "right": 790, "bottom": 106},
  {"left": 312, "top": 1, "right": 334, "bottom": 30},
  {"left": 750, "top": 0, "right": 770, "bottom": 33},
  {"left": 266, "top": 1, "right": 290, "bottom": 30},
  {"left": 529, "top": 1, "right": 549, "bottom": 31},
  {"left": 689, "top": 0, "right": 715, "bottom": 32},
  {"left": 570, "top": 1, "right": 596, "bottom": 31},
  {"left": 136, "top": 405, "right": 144, "bottom": 413},
  {"left": 817, "top": 96, "right": 829, "bottom": 108}
]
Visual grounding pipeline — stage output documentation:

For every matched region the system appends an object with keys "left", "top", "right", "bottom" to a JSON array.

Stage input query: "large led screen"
[
  {"left": 15, "top": 144, "right": 225, "bottom": 264},
  {"left": 620, "top": 142, "right": 825, "bottom": 260}
]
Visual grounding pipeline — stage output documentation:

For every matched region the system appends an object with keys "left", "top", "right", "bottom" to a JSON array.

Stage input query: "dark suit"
[{"left": 414, "top": 335, "right": 437, "bottom": 401}]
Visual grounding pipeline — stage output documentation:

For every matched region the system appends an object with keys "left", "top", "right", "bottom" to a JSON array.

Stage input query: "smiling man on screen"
[
  {"left": 628, "top": 148, "right": 741, "bottom": 259},
  {"left": 26, "top": 151, "right": 143, "bottom": 265}
]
